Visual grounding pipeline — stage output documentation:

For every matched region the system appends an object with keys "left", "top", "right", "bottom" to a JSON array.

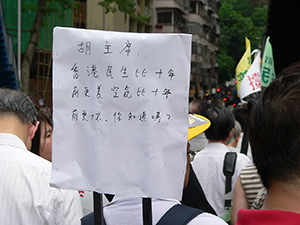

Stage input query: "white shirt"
[
  {"left": 235, "top": 132, "right": 253, "bottom": 161},
  {"left": 103, "top": 198, "right": 227, "bottom": 225},
  {"left": 192, "top": 142, "right": 252, "bottom": 217},
  {"left": 0, "top": 133, "right": 82, "bottom": 225}
]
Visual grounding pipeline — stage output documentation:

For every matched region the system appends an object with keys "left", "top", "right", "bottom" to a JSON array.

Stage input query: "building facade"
[
  {"left": 76, "top": 0, "right": 219, "bottom": 99},
  {"left": 75, "top": 0, "right": 152, "bottom": 33},
  {"left": 188, "top": 0, "right": 219, "bottom": 98},
  {"left": 153, "top": 0, "right": 220, "bottom": 98}
]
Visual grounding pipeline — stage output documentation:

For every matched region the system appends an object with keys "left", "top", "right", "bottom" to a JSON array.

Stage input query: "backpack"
[
  {"left": 157, "top": 204, "right": 203, "bottom": 225},
  {"left": 81, "top": 203, "right": 203, "bottom": 225}
]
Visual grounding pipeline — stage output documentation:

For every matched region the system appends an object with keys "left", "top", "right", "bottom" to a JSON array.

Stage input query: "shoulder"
[
  {"left": 188, "top": 212, "right": 228, "bottom": 225},
  {"left": 1, "top": 138, "right": 52, "bottom": 175},
  {"left": 236, "top": 153, "right": 252, "bottom": 165},
  {"left": 19, "top": 150, "right": 52, "bottom": 175},
  {"left": 236, "top": 208, "right": 300, "bottom": 224},
  {"left": 240, "top": 164, "right": 258, "bottom": 177}
]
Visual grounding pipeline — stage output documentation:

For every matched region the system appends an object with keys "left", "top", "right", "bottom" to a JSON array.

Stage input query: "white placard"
[{"left": 50, "top": 27, "right": 192, "bottom": 200}]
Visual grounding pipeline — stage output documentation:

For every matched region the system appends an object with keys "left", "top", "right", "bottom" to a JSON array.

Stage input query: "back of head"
[
  {"left": 0, "top": 88, "right": 37, "bottom": 124},
  {"left": 189, "top": 99, "right": 211, "bottom": 117},
  {"left": 204, "top": 106, "right": 235, "bottom": 141},
  {"left": 232, "top": 120, "right": 242, "bottom": 139},
  {"left": 232, "top": 107, "right": 248, "bottom": 131},
  {"left": 248, "top": 61, "right": 300, "bottom": 189}
]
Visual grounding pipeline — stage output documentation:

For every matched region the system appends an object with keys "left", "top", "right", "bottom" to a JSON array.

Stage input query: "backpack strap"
[
  {"left": 181, "top": 164, "right": 217, "bottom": 215},
  {"left": 81, "top": 212, "right": 107, "bottom": 225},
  {"left": 223, "top": 152, "right": 237, "bottom": 209},
  {"left": 82, "top": 204, "right": 202, "bottom": 225},
  {"left": 156, "top": 204, "right": 203, "bottom": 225}
]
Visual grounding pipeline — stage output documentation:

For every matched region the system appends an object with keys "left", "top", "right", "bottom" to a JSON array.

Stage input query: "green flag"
[{"left": 261, "top": 36, "right": 276, "bottom": 87}]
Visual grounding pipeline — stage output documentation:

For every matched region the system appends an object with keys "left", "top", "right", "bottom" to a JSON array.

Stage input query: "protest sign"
[{"left": 50, "top": 27, "right": 192, "bottom": 200}]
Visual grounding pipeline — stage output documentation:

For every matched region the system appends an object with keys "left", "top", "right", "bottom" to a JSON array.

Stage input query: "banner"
[
  {"left": 235, "top": 37, "right": 251, "bottom": 97},
  {"left": 261, "top": 36, "right": 276, "bottom": 87},
  {"left": 239, "top": 50, "right": 261, "bottom": 100}
]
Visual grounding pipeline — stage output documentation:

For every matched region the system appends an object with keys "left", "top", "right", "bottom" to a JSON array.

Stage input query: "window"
[
  {"left": 192, "top": 42, "right": 198, "bottom": 54},
  {"left": 157, "top": 12, "right": 172, "bottom": 24},
  {"left": 190, "top": 2, "right": 196, "bottom": 13},
  {"left": 207, "top": 12, "right": 212, "bottom": 23},
  {"left": 188, "top": 22, "right": 203, "bottom": 36},
  {"left": 199, "top": 3, "right": 204, "bottom": 16},
  {"left": 191, "top": 62, "right": 201, "bottom": 74},
  {"left": 174, "top": 12, "right": 181, "bottom": 26}
]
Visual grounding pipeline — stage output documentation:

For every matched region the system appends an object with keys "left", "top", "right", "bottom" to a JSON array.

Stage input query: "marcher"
[
  {"left": 227, "top": 120, "right": 242, "bottom": 150},
  {"left": 192, "top": 106, "right": 252, "bottom": 217},
  {"left": 232, "top": 107, "right": 252, "bottom": 161},
  {"left": 81, "top": 114, "right": 227, "bottom": 225},
  {"left": 230, "top": 164, "right": 263, "bottom": 225},
  {"left": 188, "top": 99, "right": 211, "bottom": 152},
  {"left": 0, "top": 88, "right": 82, "bottom": 224},
  {"left": 236, "top": 61, "right": 300, "bottom": 224},
  {"left": 31, "top": 110, "right": 53, "bottom": 161}
]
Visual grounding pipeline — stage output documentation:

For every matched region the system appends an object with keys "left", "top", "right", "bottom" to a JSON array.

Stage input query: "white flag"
[{"left": 239, "top": 50, "right": 261, "bottom": 100}]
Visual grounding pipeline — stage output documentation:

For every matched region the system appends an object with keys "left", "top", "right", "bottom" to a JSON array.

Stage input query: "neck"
[
  {"left": 262, "top": 180, "right": 300, "bottom": 214},
  {"left": 0, "top": 116, "right": 30, "bottom": 149},
  {"left": 209, "top": 138, "right": 230, "bottom": 146},
  {"left": 227, "top": 139, "right": 237, "bottom": 148}
]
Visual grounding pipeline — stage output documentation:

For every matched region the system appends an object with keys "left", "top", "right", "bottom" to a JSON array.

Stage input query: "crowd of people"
[{"left": 1, "top": 61, "right": 300, "bottom": 224}]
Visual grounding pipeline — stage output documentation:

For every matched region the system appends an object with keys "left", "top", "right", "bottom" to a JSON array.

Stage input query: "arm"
[{"left": 231, "top": 176, "right": 249, "bottom": 225}]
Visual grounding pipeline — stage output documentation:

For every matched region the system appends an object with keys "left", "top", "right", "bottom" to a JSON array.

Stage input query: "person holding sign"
[
  {"left": 81, "top": 114, "right": 227, "bottom": 225},
  {"left": 0, "top": 88, "right": 82, "bottom": 225}
]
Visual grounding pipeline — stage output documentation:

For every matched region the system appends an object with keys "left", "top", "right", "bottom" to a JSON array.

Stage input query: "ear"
[{"left": 29, "top": 121, "right": 40, "bottom": 140}]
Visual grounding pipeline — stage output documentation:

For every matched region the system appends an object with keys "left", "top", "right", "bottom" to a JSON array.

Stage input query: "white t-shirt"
[
  {"left": 103, "top": 197, "right": 227, "bottom": 224},
  {"left": 192, "top": 142, "right": 252, "bottom": 217},
  {"left": 0, "top": 133, "right": 82, "bottom": 225},
  {"left": 235, "top": 132, "right": 253, "bottom": 161}
]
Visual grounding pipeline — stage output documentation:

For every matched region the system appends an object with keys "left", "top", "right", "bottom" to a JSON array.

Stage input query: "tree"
[
  {"left": 218, "top": 52, "right": 235, "bottom": 83},
  {"left": 21, "top": 0, "right": 79, "bottom": 93},
  {"left": 98, "top": 0, "right": 150, "bottom": 24},
  {"left": 218, "top": 0, "right": 267, "bottom": 83}
]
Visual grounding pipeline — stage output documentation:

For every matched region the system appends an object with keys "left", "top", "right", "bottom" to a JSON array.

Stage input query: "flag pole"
[
  {"left": 143, "top": 197, "right": 153, "bottom": 225},
  {"left": 93, "top": 192, "right": 104, "bottom": 225}
]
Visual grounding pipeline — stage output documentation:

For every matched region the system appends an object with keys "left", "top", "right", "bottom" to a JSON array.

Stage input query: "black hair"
[
  {"left": 31, "top": 111, "right": 53, "bottom": 156},
  {"left": 189, "top": 99, "right": 211, "bottom": 117},
  {"left": 204, "top": 106, "right": 235, "bottom": 141},
  {"left": 248, "top": 61, "right": 300, "bottom": 189},
  {"left": 232, "top": 107, "right": 248, "bottom": 131}
]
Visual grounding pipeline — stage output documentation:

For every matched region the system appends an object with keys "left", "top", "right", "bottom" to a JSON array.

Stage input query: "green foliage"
[
  {"left": 218, "top": 52, "right": 236, "bottom": 83},
  {"left": 225, "top": 0, "right": 255, "bottom": 17},
  {"left": 98, "top": 0, "right": 150, "bottom": 24},
  {"left": 251, "top": 7, "right": 267, "bottom": 27},
  {"left": 218, "top": 0, "right": 267, "bottom": 83},
  {"left": 22, "top": 0, "right": 80, "bottom": 19}
]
